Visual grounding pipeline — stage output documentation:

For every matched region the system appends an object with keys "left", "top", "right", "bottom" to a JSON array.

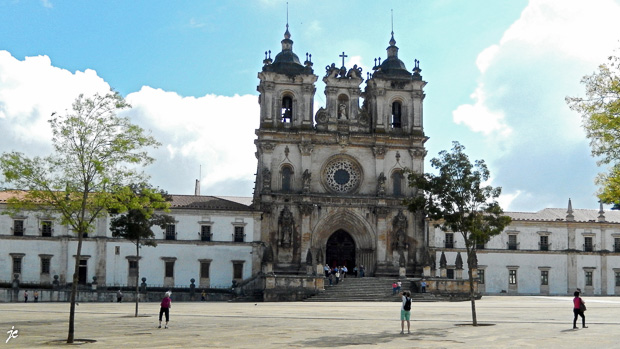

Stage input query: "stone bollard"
[{"left": 189, "top": 278, "right": 196, "bottom": 300}]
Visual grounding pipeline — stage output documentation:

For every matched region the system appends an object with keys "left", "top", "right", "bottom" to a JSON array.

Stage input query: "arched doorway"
[{"left": 325, "top": 230, "right": 356, "bottom": 273}]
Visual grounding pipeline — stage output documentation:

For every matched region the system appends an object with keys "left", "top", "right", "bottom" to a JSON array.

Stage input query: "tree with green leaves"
[
  {"left": 0, "top": 91, "right": 160, "bottom": 343},
  {"left": 109, "top": 184, "right": 175, "bottom": 317},
  {"left": 405, "top": 141, "right": 511, "bottom": 326},
  {"left": 566, "top": 53, "right": 620, "bottom": 206}
]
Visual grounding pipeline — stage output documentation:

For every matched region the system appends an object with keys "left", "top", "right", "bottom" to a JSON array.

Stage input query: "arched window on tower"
[
  {"left": 392, "top": 170, "right": 403, "bottom": 196},
  {"left": 391, "top": 101, "right": 402, "bottom": 128},
  {"left": 281, "top": 166, "right": 293, "bottom": 192},
  {"left": 281, "top": 96, "right": 293, "bottom": 123}
]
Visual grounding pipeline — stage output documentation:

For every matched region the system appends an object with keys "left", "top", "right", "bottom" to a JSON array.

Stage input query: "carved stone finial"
[
  {"left": 439, "top": 251, "right": 447, "bottom": 269},
  {"left": 455, "top": 252, "right": 463, "bottom": 270}
]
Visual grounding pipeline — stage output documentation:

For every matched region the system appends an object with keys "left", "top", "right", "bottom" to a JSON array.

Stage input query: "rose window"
[{"left": 324, "top": 158, "right": 361, "bottom": 193}]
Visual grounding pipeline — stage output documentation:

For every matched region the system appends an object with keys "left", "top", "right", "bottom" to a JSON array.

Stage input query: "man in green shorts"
[{"left": 400, "top": 291, "right": 411, "bottom": 334}]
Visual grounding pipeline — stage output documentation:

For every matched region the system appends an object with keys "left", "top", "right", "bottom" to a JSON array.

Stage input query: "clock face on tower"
[{"left": 323, "top": 156, "right": 362, "bottom": 193}]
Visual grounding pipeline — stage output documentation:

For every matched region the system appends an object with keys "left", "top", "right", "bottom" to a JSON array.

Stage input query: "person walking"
[
  {"left": 34, "top": 290, "right": 39, "bottom": 302},
  {"left": 573, "top": 291, "right": 587, "bottom": 329},
  {"left": 117, "top": 289, "right": 123, "bottom": 303},
  {"left": 158, "top": 291, "right": 172, "bottom": 329},
  {"left": 420, "top": 280, "right": 427, "bottom": 293},
  {"left": 24, "top": 290, "right": 28, "bottom": 303},
  {"left": 201, "top": 290, "right": 206, "bottom": 301},
  {"left": 400, "top": 291, "right": 412, "bottom": 334}
]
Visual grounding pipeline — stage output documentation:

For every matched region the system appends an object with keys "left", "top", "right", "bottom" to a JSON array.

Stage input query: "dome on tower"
[
  {"left": 373, "top": 33, "right": 412, "bottom": 79},
  {"left": 262, "top": 25, "right": 312, "bottom": 76}
]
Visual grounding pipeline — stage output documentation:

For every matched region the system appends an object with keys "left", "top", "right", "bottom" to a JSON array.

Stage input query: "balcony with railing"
[
  {"left": 583, "top": 243, "right": 595, "bottom": 252},
  {"left": 444, "top": 240, "right": 454, "bottom": 248},
  {"left": 507, "top": 242, "right": 519, "bottom": 250},
  {"left": 199, "top": 231, "right": 212, "bottom": 242},
  {"left": 615, "top": 244, "right": 620, "bottom": 253},
  {"left": 539, "top": 242, "right": 551, "bottom": 251},
  {"left": 11, "top": 227, "right": 25, "bottom": 236},
  {"left": 165, "top": 231, "right": 177, "bottom": 241}
]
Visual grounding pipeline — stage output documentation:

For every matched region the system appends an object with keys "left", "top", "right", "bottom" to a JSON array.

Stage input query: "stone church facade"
[{"left": 253, "top": 25, "right": 427, "bottom": 277}]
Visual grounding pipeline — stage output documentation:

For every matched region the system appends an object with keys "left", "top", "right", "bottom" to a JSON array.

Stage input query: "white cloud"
[
  {"left": 124, "top": 87, "right": 258, "bottom": 193},
  {"left": 448, "top": 0, "right": 620, "bottom": 211},
  {"left": 41, "top": 0, "right": 52, "bottom": 8},
  {"left": 0, "top": 50, "right": 259, "bottom": 196},
  {"left": 452, "top": 85, "right": 512, "bottom": 137},
  {"left": 0, "top": 51, "right": 110, "bottom": 154},
  {"left": 497, "top": 190, "right": 521, "bottom": 212}
]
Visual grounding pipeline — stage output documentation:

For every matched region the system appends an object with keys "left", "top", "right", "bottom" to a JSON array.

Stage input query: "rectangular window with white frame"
[
  {"left": 585, "top": 271, "right": 593, "bottom": 286},
  {"left": 539, "top": 235, "right": 549, "bottom": 251},
  {"left": 509, "top": 269, "right": 517, "bottom": 285},
  {"left": 234, "top": 226, "right": 245, "bottom": 242},
  {"left": 508, "top": 235, "right": 518, "bottom": 250},
  {"left": 200, "top": 225, "right": 211, "bottom": 242},
  {"left": 165, "top": 224, "right": 176, "bottom": 240},
  {"left": 40, "top": 220, "right": 53, "bottom": 237},
  {"left": 540, "top": 270, "right": 549, "bottom": 285},
  {"left": 445, "top": 233, "right": 454, "bottom": 248},
  {"left": 40, "top": 256, "right": 51, "bottom": 274},
  {"left": 584, "top": 236, "right": 593, "bottom": 252},
  {"left": 13, "top": 219, "right": 25, "bottom": 236},
  {"left": 12, "top": 256, "right": 22, "bottom": 274}
]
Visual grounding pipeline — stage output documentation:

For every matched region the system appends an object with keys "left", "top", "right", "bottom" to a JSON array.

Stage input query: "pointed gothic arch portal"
[{"left": 325, "top": 230, "right": 356, "bottom": 272}]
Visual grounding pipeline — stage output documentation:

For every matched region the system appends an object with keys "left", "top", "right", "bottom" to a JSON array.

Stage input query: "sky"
[{"left": 1, "top": 0, "right": 620, "bottom": 212}]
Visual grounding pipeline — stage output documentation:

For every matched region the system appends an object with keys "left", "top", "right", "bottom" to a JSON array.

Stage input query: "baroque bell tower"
[{"left": 254, "top": 24, "right": 428, "bottom": 277}]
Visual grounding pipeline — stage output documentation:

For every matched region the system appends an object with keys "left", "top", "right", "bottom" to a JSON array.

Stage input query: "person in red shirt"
[
  {"left": 158, "top": 291, "right": 172, "bottom": 329},
  {"left": 572, "top": 291, "right": 587, "bottom": 329}
]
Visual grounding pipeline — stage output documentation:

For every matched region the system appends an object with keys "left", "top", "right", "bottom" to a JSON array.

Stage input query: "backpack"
[{"left": 404, "top": 297, "right": 411, "bottom": 311}]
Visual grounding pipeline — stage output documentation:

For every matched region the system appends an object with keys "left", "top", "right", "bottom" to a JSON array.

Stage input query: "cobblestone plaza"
[{"left": 2, "top": 296, "right": 620, "bottom": 348}]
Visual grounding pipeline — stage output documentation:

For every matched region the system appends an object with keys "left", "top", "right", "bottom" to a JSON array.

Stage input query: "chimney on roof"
[
  {"left": 566, "top": 198, "right": 574, "bottom": 222},
  {"left": 598, "top": 201, "right": 606, "bottom": 222},
  {"left": 194, "top": 179, "right": 200, "bottom": 196}
]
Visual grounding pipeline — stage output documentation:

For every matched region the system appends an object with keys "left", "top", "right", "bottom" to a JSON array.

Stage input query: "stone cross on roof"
[{"left": 339, "top": 52, "right": 347, "bottom": 68}]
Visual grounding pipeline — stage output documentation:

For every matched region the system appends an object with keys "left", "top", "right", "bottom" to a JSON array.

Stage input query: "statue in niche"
[
  {"left": 377, "top": 172, "right": 386, "bottom": 196},
  {"left": 278, "top": 206, "right": 295, "bottom": 247},
  {"left": 302, "top": 169, "right": 311, "bottom": 193},
  {"left": 392, "top": 210, "right": 408, "bottom": 251},
  {"left": 262, "top": 168, "right": 271, "bottom": 192},
  {"left": 338, "top": 103, "right": 348, "bottom": 119}
]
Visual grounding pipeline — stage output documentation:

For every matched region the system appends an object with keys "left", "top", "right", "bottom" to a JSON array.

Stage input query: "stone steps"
[{"left": 305, "top": 277, "right": 414, "bottom": 302}]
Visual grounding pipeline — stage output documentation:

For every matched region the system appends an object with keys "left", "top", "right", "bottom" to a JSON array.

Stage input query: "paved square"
[{"left": 1, "top": 296, "right": 619, "bottom": 348}]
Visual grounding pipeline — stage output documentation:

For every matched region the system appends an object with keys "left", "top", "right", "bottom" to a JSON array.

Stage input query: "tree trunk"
[
  {"left": 467, "top": 247, "right": 478, "bottom": 326},
  {"left": 135, "top": 240, "right": 140, "bottom": 317},
  {"left": 67, "top": 231, "right": 84, "bottom": 343}
]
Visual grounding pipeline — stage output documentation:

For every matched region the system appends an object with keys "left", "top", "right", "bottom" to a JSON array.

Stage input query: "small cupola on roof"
[
  {"left": 262, "top": 24, "right": 313, "bottom": 76},
  {"left": 372, "top": 32, "right": 418, "bottom": 80}
]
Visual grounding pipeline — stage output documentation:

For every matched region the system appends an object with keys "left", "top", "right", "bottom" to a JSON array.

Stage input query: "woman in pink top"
[
  {"left": 158, "top": 291, "right": 172, "bottom": 329},
  {"left": 572, "top": 291, "right": 587, "bottom": 329}
]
